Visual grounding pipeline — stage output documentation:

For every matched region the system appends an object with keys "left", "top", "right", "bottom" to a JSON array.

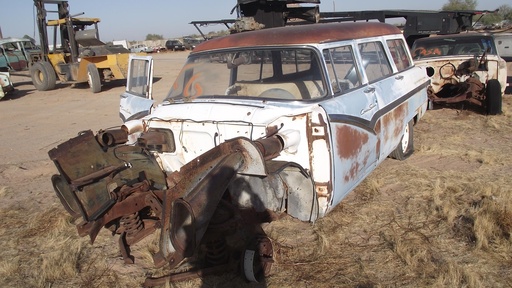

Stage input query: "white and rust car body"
[
  {"left": 411, "top": 33, "right": 507, "bottom": 114},
  {"left": 49, "top": 22, "right": 429, "bottom": 283}
]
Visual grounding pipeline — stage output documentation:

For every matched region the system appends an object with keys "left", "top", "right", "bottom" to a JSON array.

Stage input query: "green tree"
[
  {"left": 442, "top": 0, "right": 477, "bottom": 10},
  {"left": 145, "top": 34, "right": 164, "bottom": 41},
  {"left": 478, "top": 4, "right": 512, "bottom": 26},
  {"left": 479, "top": 13, "right": 500, "bottom": 25},
  {"left": 497, "top": 4, "right": 512, "bottom": 20}
]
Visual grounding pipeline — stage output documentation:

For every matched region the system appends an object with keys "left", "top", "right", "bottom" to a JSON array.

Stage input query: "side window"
[
  {"left": 323, "top": 45, "right": 361, "bottom": 94},
  {"left": 358, "top": 41, "right": 392, "bottom": 83},
  {"left": 386, "top": 39, "right": 412, "bottom": 71}
]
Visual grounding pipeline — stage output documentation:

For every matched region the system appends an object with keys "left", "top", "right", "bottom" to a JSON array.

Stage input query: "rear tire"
[
  {"left": 87, "top": 63, "right": 102, "bottom": 93},
  {"left": 390, "top": 120, "right": 414, "bottom": 161},
  {"left": 30, "top": 61, "right": 56, "bottom": 91},
  {"left": 486, "top": 79, "right": 502, "bottom": 115}
]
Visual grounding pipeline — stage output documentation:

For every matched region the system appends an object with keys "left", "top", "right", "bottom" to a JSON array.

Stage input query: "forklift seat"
[{"left": 75, "top": 29, "right": 105, "bottom": 47}]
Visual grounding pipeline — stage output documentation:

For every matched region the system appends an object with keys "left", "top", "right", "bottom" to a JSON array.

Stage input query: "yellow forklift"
[{"left": 32, "top": 0, "right": 131, "bottom": 93}]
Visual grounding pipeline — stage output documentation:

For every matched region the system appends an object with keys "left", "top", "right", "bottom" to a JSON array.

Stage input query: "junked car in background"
[
  {"left": 411, "top": 33, "right": 508, "bottom": 115},
  {"left": 48, "top": 22, "right": 429, "bottom": 284},
  {"left": 129, "top": 44, "right": 151, "bottom": 53},
  {"left": 493, "top": 32, "right": 512, "bottom": 92},
  {"left": 164, "top": 39, "right": 186, "bottom": 51},
  {"left": 0, "top": 37, "right": 41, "bottom": 71},
  {"left": 183, "top": 38, "right": 204, "bottom": 50},
  {"left": 0, "top": 69, "right": 13, "bottom": 99},
  {"left": 0, "top": 37, "right": 42, "bottom": 98}
]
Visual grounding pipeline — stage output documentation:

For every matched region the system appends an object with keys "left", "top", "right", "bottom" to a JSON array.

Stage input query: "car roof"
[
  {"left": 0, "top": 37, "right": 32, "bottom": 45},
  {"left": 193, "top": 22, "right": 401, "bottom": 53}
]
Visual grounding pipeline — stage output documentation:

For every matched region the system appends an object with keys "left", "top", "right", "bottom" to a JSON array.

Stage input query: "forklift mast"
[{"left": 33, "top": 0, "right": 81, "bottom": 63}]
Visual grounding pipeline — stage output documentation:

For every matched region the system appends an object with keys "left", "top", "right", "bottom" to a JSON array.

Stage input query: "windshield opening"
[
  {"left": 165, "top": 47, "right": 327, "bottom": 101},
  {"left": 412, "top": 36, "right": 496, "bottom": 60}
]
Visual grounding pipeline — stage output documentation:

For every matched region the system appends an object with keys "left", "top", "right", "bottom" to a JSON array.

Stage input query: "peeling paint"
[
  {"left": 336, "top": 125, "right": 369, "bottom": 159},
  {"left": 381, "top": 102, "right": 408, "bottom": 144}
]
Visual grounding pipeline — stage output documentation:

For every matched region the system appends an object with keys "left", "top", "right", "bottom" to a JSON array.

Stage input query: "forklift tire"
[
  {"left": 486, "top": 79, "right": 502, "bottom": 115},
  {"left": 30, "top": 61, "right": 56, "bottom": 91},
  {"left": 87, "top": 64, "right": 101, "bottom": 93}
]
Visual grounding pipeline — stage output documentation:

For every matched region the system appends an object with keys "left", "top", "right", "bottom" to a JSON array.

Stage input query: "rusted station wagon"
[
  {"left": 411, "top": 33, "right": 508, "bottom": 115},
  {"left": 48, "top": 22, "right": 429, "bottom": 284}
]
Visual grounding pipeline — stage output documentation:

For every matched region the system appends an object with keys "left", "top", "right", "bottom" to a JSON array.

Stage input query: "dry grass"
[
  {"left": 0, "top": 186, "right": 7, "bottom": 198},
  {"left": 1, "top": 97, "right": 512, "bottom": 287}
]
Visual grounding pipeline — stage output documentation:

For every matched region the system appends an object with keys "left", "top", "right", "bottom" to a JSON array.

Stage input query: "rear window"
[{"left": 386, "top": 39, "right": 412, "bottom": 71}]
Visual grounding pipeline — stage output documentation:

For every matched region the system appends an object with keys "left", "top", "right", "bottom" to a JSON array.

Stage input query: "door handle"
[
  {"left": 364, "top": 87, "right": 375, "bottom": 93},
  {"left": 395, "top": 75, "right": 404, "bottom": 80}
]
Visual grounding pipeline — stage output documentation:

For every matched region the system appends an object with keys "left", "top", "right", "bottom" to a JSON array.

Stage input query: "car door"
[
  {"left": 320, "top": 45, "right": 380, "bottom": 208},
  {"left": 1, "top": 42, "right": 27, "bottom": 71},
  {"left": 357, "top": 39, "right": 411, "bottom": 160},
  {"left": 119, "top": 55, "right": 154, "bottom": 122}
]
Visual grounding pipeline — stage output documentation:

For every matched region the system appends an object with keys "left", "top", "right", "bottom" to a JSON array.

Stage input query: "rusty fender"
[
  {"left": 48, "top": 129, "right": 168, "bottom": 245},
  {"left": 154, "top": 136, "right": 285, "bottom": 269},
  {"left": 48, "top": 128, "right": 286, "bottom": 268}
]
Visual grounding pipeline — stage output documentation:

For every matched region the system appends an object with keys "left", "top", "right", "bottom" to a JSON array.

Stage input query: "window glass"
[
  {"left": 127, "top": 58, "right": 150, "bottom": 96},
  {"left": 358, "top": 41, "right": 392, "bottom": 83},
  {"left": 386, "top": 39, "right": 412, "bottom": 71},
  {"left": 323, "top": 45, "right": 360, "bottom": 94},
  {"left": 281, "top": 50, "right": 312, "bottom": 75},
  {"left": 411, "top": 36, "right": 497, "bottom": 59},
  {"left": 23, "top": 41, "right": 38, "bottom": 50},
  {"left": 236, "top": 51, "right": 274, "bottom": 81},
  {"left": 166, "top": 48, "right": 326, "bottom": 100}
]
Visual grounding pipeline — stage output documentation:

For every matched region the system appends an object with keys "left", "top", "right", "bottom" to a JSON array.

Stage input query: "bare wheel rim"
[
  {"left": 37, "top": 70, "right": 44, "bottom": 82},
  {"left": 400, "top": 123, "right": 410, "bottom": 152}
]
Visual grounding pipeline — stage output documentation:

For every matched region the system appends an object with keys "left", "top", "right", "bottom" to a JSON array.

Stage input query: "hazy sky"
[{"left": 0, "top": 0, "right": 509, "bottom": 42}]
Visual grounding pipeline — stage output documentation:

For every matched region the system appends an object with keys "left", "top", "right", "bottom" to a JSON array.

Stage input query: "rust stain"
[
  {"left": 376, "top": 138, "right": 381, "bottom": 158},
  {"left": 380, "top": 102, "right": 408, "bottom": 143},
  {"left": 345, "top": 150, "right": 371, "bottom": 182},
  {"left": 374, "top": 119, "right": 381, "bottom": 135},
  {"left": 194, "top": 22, "right": 400, "bottom": 53},
  {"left": 337, "top": 125, "right": 368, "bottom": 182},
  {"left": 373, "top": 119, "right": 382, "bottom": 158},
  {"left": 362, "top": 151, "right": 370, "bottom": 167},
  {"left": 392, "top": 103, "right": 408, "bottom": 139},
  {"left": 336, "top": 125, "right": 369, "bottom": 159},
  {"left": 345, "top": 162, "right": 360, "bottom": 182}
]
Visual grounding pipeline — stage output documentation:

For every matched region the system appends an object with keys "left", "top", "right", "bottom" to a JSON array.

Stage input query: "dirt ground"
[{"left": 0, "top": 52, "right": 511, "bottom": 288}]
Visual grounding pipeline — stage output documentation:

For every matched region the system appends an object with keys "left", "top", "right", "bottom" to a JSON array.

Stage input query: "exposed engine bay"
[
  {"left": 48, "top": 128, "right": 309, "bottom": 285},
  {"left": 426, "top": 53, "right": 489, "bottom": 105},
  {"left": 412, "top": 33, "right": 507, "bottom": 115}
]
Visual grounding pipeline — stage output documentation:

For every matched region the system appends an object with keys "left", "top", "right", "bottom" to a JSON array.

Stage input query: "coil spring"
[
  {"left": 204, "top": 237, "right": 228, "bottom": 266},
  {"left": 120, "top": 212, "right": 143, "bottom": 237}
]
